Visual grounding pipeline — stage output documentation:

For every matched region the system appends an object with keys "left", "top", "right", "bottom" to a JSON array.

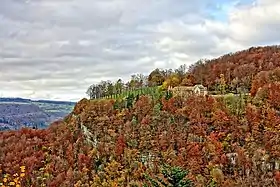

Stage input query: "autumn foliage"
[
  {"left": 189, "top": 46, "right": 280, "bottom": 92},
  {"left": 1, "top": 45, "right": 280, "bottom": 186}
]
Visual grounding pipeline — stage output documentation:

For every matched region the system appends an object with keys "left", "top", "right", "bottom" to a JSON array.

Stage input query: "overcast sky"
[{"left": 0, "top": 0, "right": 279, "bottom": 101}]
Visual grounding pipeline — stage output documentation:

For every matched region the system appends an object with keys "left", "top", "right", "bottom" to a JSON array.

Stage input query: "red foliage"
[
  {"left": 267, "top": 82, "right": 280, "bottom": 109},
  {"left": 133, "top": 95, "right": 153, "bottom": 121},
  {"left": 115, "top": 134, "right": 126, "bottom": 157},
  {"left": 251, "top": 68, "right": 280, "bottom": 97},
  {"left": 189, "top": 46, "right": 280, "bottom": 91},
  {"left": 275, "top": 171, "right": 280, "bottom": 184},
  {"left": 78, "top": 153, "right": 91, "bottom": 169},
  {"left": 162, "top": 97, "right": 178, "bottom": 114},
  {"left": 141, "top": 115, "right": 152, "bottom": 126}
]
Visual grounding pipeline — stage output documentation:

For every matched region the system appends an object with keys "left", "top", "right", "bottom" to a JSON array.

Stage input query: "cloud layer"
[{"left": 0, "top": 0, "right": 280, "bottom": 101}]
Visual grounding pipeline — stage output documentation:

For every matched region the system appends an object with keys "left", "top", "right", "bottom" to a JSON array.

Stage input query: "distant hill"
[{"left": 0, "top": 97, "right": 75, "bottom": 131}]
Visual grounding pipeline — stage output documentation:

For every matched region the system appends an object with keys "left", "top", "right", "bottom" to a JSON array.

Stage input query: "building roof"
[
  {"left": 172, "top": 84, "right": 207, "bottom": 91},
  {"left": 172, "top": 86, "right": 193, "bottom": 91},
  {"left": 194, "top": 84, "right": 207, "bottom": 90}
]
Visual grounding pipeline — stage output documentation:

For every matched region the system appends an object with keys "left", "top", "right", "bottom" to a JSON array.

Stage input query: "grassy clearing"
[{"left": 99, "top": 86, "right": 160, "bottom": 100}]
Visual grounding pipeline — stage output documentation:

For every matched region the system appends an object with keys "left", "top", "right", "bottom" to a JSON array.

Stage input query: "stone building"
[{"left": 170, "top": 84, "right": 208, "bottom": 97}]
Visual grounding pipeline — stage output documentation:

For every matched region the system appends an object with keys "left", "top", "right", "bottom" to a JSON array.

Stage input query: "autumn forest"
[{"left": 1, "top": 45, "right": 280, "bottom": 186}]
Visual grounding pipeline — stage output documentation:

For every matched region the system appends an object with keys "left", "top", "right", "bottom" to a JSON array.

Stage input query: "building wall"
[
  {"left": 171, "top": 87, "right": 193, "bottom": 98},
  {"left": 171, "top": 85, "right": 208, "bottom": 97}
]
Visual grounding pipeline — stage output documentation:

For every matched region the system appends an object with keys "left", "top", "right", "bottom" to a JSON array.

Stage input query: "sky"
[{"left": 0, "top": 0, "right": 280, "bottom": 102}]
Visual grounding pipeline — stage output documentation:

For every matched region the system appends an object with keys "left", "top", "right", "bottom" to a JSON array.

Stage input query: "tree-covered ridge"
[
  {"left": 86, "top": 66, "right": 188, "bottom": 99},
  {"left": 188, "top": 45, "right": 280, "bottom": 92},
  {"left": 1, "top": 45, "right": 280, "bottom": 186},
  {"left": 86, "top": 45, "right": 280, "bottom": 99}
]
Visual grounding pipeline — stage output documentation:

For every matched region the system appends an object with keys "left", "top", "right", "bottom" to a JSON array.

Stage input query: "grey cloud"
[{"left": 0, "top": 0, "right": 122, "bottom": 29}]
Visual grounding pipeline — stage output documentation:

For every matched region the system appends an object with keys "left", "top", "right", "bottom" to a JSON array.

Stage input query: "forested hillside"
[
  {"left": 1, "top": 46, "right": 280, "bottom": 186},
  {"left": 189, "top": 46, "right": 280, "bottom": 93}
]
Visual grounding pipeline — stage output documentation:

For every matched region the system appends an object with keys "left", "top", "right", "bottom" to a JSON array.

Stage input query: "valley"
[{"left": 0, "top": 98, "right": 75, "bottom": 131}]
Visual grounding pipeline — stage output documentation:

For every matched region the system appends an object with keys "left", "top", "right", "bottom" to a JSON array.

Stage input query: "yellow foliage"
[
  {"left": 9, "top": 181, "right": 15, "bottom": 185},
  {"left": 210, "top": 167, "right": 224, "bottom": 184},
  {"left": 20, "top": 173, "right": 25, "bottom": 178},
  {"left": 162, "top": 73, "right": 181, "bottom": 90},
  {"left": 91, "top": 160, "right": 126, "bottom": 187},
  {"left": 0, "top": 166, "right": 25, "bottom": 187},
  {"left": 162, "top": 81, "right": 170, "bottom": 90},
  {"left": 171, "top": 76, "right": 180, "bottom": 86},
  {"left": 74, "top": 180, "right": 82, "bottom": 187}
]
